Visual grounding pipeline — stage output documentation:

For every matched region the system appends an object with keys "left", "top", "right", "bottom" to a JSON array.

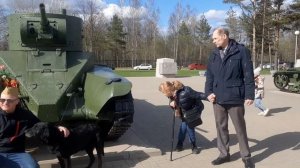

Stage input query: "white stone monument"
[
  {"left": 156, "top": 58, "right": 177, "bottom": 78},
  {"left": 295, "top": 59, "right": 300, "bottom": 68}
]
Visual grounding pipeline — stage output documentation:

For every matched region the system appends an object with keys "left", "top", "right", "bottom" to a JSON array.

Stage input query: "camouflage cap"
[{"left": 1, "top": 87, "right": 20, "bottom": 98}]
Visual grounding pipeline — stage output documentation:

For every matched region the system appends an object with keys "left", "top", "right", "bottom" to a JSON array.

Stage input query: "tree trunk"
[
  {"left": 199, "top": 45, "right": 203, "bottom": 63},
  {"left": 268, "top": 29, "right": 272, "bottom": 67},
  {"left": 252, "top": 0, "right": 257, "bottom": 68},
  {"left": 260, "top": 0, "right": 266, "bottom": 68}
]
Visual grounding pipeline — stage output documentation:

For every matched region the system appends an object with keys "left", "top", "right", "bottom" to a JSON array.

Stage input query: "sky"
[
  {"left": 0, "top": 0, "right": 294, "bottom": 32},
  {"left": 100, "top": 0, "right": 294, "bottom": 33},
  {"left": 104, "top": 0, "right": 237, "bottom": 30},
  {"left": 0, "top": 0, "right": 236, "bottom": 28}
]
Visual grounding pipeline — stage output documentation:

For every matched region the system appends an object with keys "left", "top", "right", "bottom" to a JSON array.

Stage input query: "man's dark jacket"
[
  {"left": 205, "top": 39, "right": 255, "bottom": 104},
  {"left": 0, "top": 107, "right": 40, "bottom": 152}
]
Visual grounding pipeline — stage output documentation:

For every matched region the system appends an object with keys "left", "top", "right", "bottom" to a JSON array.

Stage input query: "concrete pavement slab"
[{"left": 35, "top": 75, "right": 300, "bottom": 168}]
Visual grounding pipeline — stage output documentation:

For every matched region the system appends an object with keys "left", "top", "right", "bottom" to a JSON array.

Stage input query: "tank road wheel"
[{"left": 273, "top": 74, "right": 289, "bottom": 90}]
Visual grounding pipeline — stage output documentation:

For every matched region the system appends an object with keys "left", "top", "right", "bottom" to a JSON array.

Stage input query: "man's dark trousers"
[{"left": 213, "top": 103, "right": 251, "bottom": 159}]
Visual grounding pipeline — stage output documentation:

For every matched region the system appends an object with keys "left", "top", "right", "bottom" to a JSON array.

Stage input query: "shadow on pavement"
[
  {"left": 292, "top": 142, "right": 300, "bottom": 150},
  {"left": 47, "top": 150, "right": 152, "bottom": 168},
  {"left": 230, "top": 132, "right": 300, "bottom": 163},
  {"left": 210, "top": 134, "right": 241, "bottom": 161},
  {"left": 34, "top": 146, "right": 153, "bottom": 168},
  {"left": 210, "top": 134, "right": 239, "bottom": 147},
  {"left": 128, "top": 99, "right": 214, "bottom": 155},
  {"left": 33, "top": 98, "right": 216, "bottom": 167},
  {"left": 268, "top": 107, "right": 291, "bottom": 115},
  {"left": 250, "top": 132, "right": 300, "bottom": 163}
]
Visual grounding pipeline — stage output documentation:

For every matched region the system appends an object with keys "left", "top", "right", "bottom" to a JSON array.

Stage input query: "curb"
[
  {"left": 38, "top": 147, "right": 161, "bottom": 167},
  {"left": 103, "top": 147, "right": 161, "bottom": 162}
]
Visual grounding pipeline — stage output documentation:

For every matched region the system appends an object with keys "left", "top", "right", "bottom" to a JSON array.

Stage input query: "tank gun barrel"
[{"left": 39, "top": 3, "right": 49, "bottom": 32}]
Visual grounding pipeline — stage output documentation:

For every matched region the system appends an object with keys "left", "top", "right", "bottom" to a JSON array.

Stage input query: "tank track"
[
  {"left": 277, "top": 88, "right": 300, "bottom": 94},
  {"left": 273, "top": 71, "right": 300, "bottom": 94},
  {"left": 106, "top": 122, "right": 132, "bottom": 140},
  {"left": 106, "top": 92, "right": 134, "bottom": 140}
]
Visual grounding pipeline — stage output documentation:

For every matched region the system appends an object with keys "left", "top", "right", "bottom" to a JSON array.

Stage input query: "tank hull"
[
  {"left": 0, "top": 50, "right": 134, "bottom": 139},
  {"left": 0, "top": 4, "right": 134, "bottom": 140}
]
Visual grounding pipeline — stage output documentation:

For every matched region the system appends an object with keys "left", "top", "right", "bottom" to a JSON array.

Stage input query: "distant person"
[
  {"left": 282, "top": 62, "right": 288, "bottom": 70},
  {"left": 205, "top": 27, "right": 255, "bottom": 168},
  {"left": 159, "top": 80, "right": 206, "bottom": 154},
  {"left": 253, "top": 67, "right": 269, "bottom": 116},
  {"left": 0, "top": 87, "right": 70, "bottom": 168}
]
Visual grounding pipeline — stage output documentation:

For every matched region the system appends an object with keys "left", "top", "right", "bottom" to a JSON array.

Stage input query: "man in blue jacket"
[{"left": 205, "top": 27, "right": 255, "bottom": 168}]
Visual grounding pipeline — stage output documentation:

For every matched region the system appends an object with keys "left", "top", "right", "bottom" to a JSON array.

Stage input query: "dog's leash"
[{"left": 9, "top": 121, "right": 20, "bottom": 142}]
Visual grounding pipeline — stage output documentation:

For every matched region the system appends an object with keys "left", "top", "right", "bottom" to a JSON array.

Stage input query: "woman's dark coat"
[{"left": 176, "top": 86, "right": 206, "bottom": 115}]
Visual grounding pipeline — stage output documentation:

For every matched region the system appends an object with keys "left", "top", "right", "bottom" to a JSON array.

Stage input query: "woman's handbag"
[{"left": 183, "top": 107, "right": 202, "bottom": 128}]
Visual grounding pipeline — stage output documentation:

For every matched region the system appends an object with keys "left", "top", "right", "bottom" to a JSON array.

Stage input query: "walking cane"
[{"left": 170, "top": 109, "right": 176, "bottom": 161}]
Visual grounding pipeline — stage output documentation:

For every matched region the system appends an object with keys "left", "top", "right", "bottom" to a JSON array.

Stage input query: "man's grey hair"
[{"left": 214, "top": 27, "right": 229, "bottom": 37}]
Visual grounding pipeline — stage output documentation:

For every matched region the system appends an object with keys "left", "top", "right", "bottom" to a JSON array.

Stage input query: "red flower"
[
  {"left": 0, "top": 65, "right": 5, "bottom": 71},
  {"left": 0, "top": 64, "right": 19, "bottom": 89},
  {"left": 10, "top": 79, "right": 19, "bottom": 88}
]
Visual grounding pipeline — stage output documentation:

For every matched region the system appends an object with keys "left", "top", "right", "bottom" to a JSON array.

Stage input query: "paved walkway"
[{"left": 36, "top": 75, "right": 300, "bottom": 168}]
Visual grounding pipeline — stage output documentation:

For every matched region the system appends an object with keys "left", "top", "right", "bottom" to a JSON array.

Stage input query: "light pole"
[{"left": 295, "top": 30, "right": 300, "bottom": 67}]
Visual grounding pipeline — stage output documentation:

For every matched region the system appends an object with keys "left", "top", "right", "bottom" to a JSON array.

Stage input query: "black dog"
[{"left": 27, "top": 122, "right": 103, "bottom": 168}]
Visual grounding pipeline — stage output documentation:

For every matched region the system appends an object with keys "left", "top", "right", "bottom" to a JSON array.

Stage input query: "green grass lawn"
[
  {"left": 114, "top": 68, "right": 272, "bottom": 77},
  {"left": 261, "top": 69, "right": 271, "bottom": 75},
  {"left": 114, "top": 69, "right": 205, "bottom": 77}
]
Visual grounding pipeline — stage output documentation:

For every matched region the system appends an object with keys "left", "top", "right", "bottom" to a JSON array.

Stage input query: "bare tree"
[
  {"left": 168, "top": 2, "right": 184, "bottom": 63},
  {"left": 143, "top": 0, "right": 160, "bottom": 63},
  {"left": 125, "top": 0, "right": 143, "bottom": 67},
  {"left": 48, "top": 0, "right": 68, "bottom": 13},
  {"left": 272, "top": 0, "right": 285, "bottom": 70},
  {"left": 224, "top": 0, "right": 259, "bottom": 67},
  {"left": 178, "top": 21, "right": 190, "bottom": 66},
  {"left": 184, "top": 5, "right": 199, "bottom": 64},
  {"left": 0, "top": 4, "right": 8, "bottom": 50},
  {"left": 195, "top": 14, "right": 211, "bottom": 64},
  {"left": 7, "top": 0, "right": 39, "bottom": 12},
  {"left": 74, "top": 0, "right": 104, "bottom": 53},
  {"left": 260, "top": 0, "right": 267, "bottom": 68},
  {"left": 225, "top": 7, "right": 241, "bottom": 40},
  {"left": 6, "top": 0, "right": 67, "bottom": 13}
]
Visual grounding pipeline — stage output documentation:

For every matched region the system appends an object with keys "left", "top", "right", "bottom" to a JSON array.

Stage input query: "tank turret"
[{"left": 0, "top": 3, "right": 134, "bottom": 140}]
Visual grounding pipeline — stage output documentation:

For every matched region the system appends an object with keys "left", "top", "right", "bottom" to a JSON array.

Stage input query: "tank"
[
  {"left": 273, "top": 67, "right": 300, "bottom": 93},
  {"left": 0, "top": 4, "right": 134, "bottom": 140}
]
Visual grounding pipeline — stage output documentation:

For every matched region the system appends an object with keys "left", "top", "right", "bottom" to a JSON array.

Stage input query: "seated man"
[{"left": 0, "top": 87, "right": 69, "bottom": 168}]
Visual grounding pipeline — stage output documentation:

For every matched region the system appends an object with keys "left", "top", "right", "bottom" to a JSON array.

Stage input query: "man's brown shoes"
[{"left": 211, "top": 155, "right": 230, "bottom": 165}]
